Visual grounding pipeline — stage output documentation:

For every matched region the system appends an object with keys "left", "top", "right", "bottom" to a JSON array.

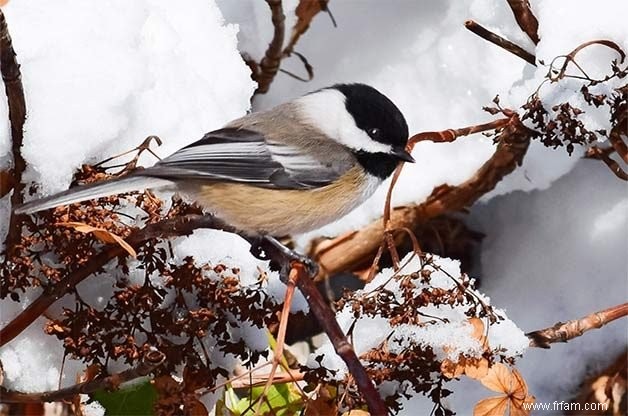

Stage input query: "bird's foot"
[{"left": 249, "top": 235, "right": 319, "bottom": 281}]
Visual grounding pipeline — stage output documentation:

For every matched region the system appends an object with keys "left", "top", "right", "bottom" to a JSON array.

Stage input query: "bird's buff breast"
[{"left": 190, "top": 167, "right": 380, "bottom": 236}]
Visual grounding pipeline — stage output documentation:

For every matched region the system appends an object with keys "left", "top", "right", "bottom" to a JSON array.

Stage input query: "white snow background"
[{"left": 0, "top": 0, "right": 626, "bottom": 414}]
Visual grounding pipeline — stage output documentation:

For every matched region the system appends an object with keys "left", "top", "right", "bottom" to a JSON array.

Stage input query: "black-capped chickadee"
[{"left": 16, "top": 83, "right": 413, "bottom": 236}]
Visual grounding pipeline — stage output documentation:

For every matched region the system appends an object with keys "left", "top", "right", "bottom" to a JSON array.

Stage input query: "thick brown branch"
[
  {"left": 0, "top": 349, "right": 165, "bottom": 403},
  {"left": 313, "top": 116, "right": 532, "bottom": 277},
  {"left": 291, "top": 262, "right": 388, "bottom": 415},
  {"left": 527, "top": 303, "right": 628, "bottom": 349},
  {"left": 505, "top": 0, "right": 539, "bottom": 45},
  {"left": 0, "top": 10, "right": 27, "bottom": 253},
  {"left": 255, "top": 0, "right": 285, "bottom": 94},
  {"left": 0, "top": 214, "right": 230, "bottom": 347},
  {"left": 464, "top": 20, "right": 536, "bottom": 66}
]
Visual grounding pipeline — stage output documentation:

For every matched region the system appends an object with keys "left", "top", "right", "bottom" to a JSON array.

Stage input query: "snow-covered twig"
[
  {"left": 464, "top": 20, "right": 536, "bottom": 66},
  {"left": 0, "top": 349, "right": 165, "bottom": 403},
  {"left": 505, "top": 0, "right": 539, "bottom": 45},
  {"left": 527, "top": 302, "right": 628, "bottom": 349},
  {"left": 0, "top": 9, "right": 27, "bottom": 254}
]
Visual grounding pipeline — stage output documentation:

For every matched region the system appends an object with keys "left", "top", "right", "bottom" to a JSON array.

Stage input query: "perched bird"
[{"left": 16, "top": 83, "right": 413, "bottom": 237}]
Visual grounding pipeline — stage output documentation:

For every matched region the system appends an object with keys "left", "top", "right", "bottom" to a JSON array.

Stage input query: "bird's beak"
[{"left": 391, "top": 147, "right": 415, "bottom": 163}]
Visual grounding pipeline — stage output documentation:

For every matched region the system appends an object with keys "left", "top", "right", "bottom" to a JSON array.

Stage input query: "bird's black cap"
[
  {"left": 332, "top": 83, "right": 411, "bottom": 178},
  {"left": 332, "top": 83, "right": 409, "bottom": 149}
]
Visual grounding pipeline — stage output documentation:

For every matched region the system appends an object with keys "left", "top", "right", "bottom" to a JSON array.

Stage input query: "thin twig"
[
  {"left": 527, "top": 303, "right": 628, "bottom": 348},
  {"left": 313, "top": 116, "right": 530, "bottom": 278},
  {"left": 465, "top": 20, "right": 536, "bottom": 66},
  {"left": 0, "top": 349, "right": 165, "bottom": 403},
  {"left": 255, "top": 0, "right": 286, "bottom": 94},
  {"left": 283, "top": 0, "right": 331, "bottom": 57},
  {"left": 0, "top": 214, "right": 230, "bottom": 347},
  {"left": 253, "top": 267, "right": 298, "bottom": 414},
  {"left": 291, "top": 262, "right": 388, "bottom": 415},
  {"left": 585, "top": 146, "right": 628, "bottom": 181},
  {"left": 0, "top": 10, "right": 28, "bottom": 254},
  {"left": 505, "top": 0, "right": 539, "bottom": 45}
]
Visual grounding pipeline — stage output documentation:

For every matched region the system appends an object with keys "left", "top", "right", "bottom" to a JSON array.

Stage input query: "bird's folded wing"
[{"left": 144, "top": 128, "right": 351, "bottom": 189}]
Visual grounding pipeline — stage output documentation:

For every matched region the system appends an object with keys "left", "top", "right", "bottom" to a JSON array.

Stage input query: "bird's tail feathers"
[{"left": 14, "top": 175, "right": 173, "bottom": 214}]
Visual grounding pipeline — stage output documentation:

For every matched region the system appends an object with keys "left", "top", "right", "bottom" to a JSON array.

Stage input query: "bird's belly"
[{"left": 188, "top": 168, "right": 381, "bottom": 236}]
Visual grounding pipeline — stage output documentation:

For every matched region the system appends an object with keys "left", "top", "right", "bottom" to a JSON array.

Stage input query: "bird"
[{"left": 15, "top": 83, "right": 413, "bottom": 237}]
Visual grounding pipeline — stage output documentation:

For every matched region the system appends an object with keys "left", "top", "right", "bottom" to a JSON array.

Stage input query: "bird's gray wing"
[{"left": 144, "top": 128, "right": 350, "bottom": 189}]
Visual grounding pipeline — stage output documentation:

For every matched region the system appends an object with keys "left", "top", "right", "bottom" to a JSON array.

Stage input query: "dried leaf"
[
  {"left": 305, "top": 385, "right": 338, "bottom": 415},
  {"left": 342, "top": 410, "right": 370, "bottom": 416},
  {"left": 474, "top": 396, "right": 509, "bottom": 416},
  {"left": 475, "top": 364, "right": 535, "bottom": 416},
  {"left": 57, "top": 222, "right": 137, "bottom": 257},
  {"left": 465, "top": 358, "right": 490, "bottom": 381},
  {"left": 186, "top": 399, "right": 208, "bottom": 416},
  {"left": 480, "top": 363, "right": 513, "bottom": 394},
  {"left": 82, "top": 364, "right": 102, "bottom": 383},
  {"left": 441, "top": 318, "right": 489, "bottom": 379}
]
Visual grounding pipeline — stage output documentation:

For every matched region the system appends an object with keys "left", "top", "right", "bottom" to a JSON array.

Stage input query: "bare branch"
[
  {"left": 464, "top": 20, "right": 536, "bottom": 66},
  {"left": 291, "top": 262, "right": 388, "bottom": 415},
  {"left": 0, "top": 349, "right": 165, "bottom": 403},
  {"left": 505, "top": 0, "right": 539, "bottom": 44},
  {"left": 585, "top": 146, "right": 628, "bottom": 181},
  {"left": 0, "top": 9, "right": 28, "bottom": 254},
  {"left": 527, "top": 303, "right": 628, "bottom": 348},
  {"left": 254, "top": 0, "right": 286, "bottom": 94},
  {"left": 283, "top": 0, "right": 331, "bottom": 57}
]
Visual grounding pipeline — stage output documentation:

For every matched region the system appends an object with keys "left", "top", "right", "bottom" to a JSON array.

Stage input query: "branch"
[
  {"left": 464, "top": 20, "right": 536, "bottom": 66},
  {"left": 0, "top": 349, "right": 165, "bottom": 403},
  {"left": 0, "top": 9, "right": 27, "bottom": 254},
  {"left": 0, "top": 214, "right": 230, "bottom": 347},
  {"left": 312, "top": 116, "right": 532, "bottom": 277},
  {"left": 283, "top": 0, "right": 332, "bottom": 57},
  {"left": 527, "top": 302, "right": 628, "bottom": 349},
  {"left": 291, "top": 262, "right": 388, "bottom": 415},
  {"left": 505, "top": 0, "right": 539, "bottom": 45},
  {"left": 254, "top": 0, "right": 285, "bottom": 94},
  {"left": 585, "top": 146, "right": 628, "bottom": 181}
]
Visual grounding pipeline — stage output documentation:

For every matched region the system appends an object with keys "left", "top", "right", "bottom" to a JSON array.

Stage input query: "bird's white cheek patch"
[{"left": 296, "top": 89, "right": 392, "bottom": 154}]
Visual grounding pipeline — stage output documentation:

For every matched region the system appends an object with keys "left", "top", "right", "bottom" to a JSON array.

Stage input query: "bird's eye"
[{"left": 369, "top": 128, "right": 381, "bottom": 139}]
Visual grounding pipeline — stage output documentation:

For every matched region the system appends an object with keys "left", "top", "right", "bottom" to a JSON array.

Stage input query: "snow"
[
  {"left": 308, "top": 254, "right": 528, "bottom": 382},
  {"left": 1, "top": 0, "right": 255, "bottom": 196},
  {"left": 0, "top": 0, "right": 625, "bottom": 414},
  {"left": 0, "top": 0, "right": 255, "bottom": 392}
]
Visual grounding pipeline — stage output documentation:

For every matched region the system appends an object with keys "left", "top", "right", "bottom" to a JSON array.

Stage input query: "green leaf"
[
  {"left": 91, "top": 380, "right": 158, "bottom": 416},
  {"left": 232, "top": 383, "right": 303, "bottom": 415}
]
